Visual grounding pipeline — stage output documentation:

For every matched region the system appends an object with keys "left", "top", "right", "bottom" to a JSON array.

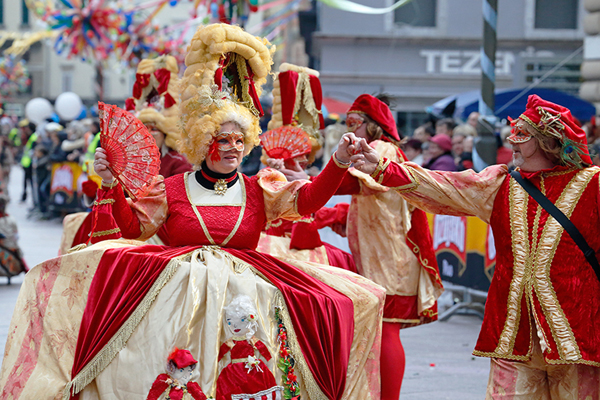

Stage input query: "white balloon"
[
  {"left": 55, "top": 92, "right": 83, "bottom": 121},
  {"left": 25, "top": 98, "right": 54, "bottom": 125}
]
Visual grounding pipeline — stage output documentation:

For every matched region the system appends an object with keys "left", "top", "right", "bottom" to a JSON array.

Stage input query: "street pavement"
[{"left": 0, "top": 166, "right": 489, "bottom": 399}]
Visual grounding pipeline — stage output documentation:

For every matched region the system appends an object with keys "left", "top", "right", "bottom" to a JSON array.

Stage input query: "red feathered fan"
[
  {"left": 97, "top": 102, "right": 161, "bottom": 201},
  {"left": 260, "top": 126, "right": 312, "bottom": 160}
]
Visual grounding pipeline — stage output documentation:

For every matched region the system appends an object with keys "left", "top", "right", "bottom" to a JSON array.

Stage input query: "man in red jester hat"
[{"left": 349, "top": 94, "right": 600, "bottom": 398}]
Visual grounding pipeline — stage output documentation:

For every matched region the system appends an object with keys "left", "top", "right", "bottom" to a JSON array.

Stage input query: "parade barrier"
[{"left": 427, "top": 214, "right": 495, "bottom": 319}]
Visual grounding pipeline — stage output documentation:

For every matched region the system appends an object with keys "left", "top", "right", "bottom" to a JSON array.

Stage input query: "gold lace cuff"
[
  {"left": 93, "top": 199, "right": 115, "bottom": 206},
  {"left": 101, "top": 179, "right": 119, "bottom": 189},
  {"left": 332, "top": 152, "right": 351, "bottom": 169},
  {"left": 91, "top": 227, "right": 121, "bottom": 237}
]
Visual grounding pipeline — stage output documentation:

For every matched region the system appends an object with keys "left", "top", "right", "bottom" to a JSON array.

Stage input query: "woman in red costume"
[
  {"left": 275, "top": 94, "right": 444, "bottom": 400},
  {"left": 0, "top": 24, "right": 384, "bottom": 400}
]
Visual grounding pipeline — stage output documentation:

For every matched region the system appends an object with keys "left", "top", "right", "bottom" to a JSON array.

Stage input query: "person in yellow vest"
[
  {"left": 82, "top": 120, "right": 100, "bottom": 173},
  {"left": 19, "top": 120, "right": 37, "bottom": 203}
]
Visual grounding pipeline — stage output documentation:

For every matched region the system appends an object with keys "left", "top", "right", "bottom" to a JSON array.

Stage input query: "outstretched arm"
[
  {"left": 382, "top": 161, "right": 507, "bottom": 223},
  {"left": 260, "top": 133, "right": 360, "bottom": 221},
  {"left": 351, "top": 141, "right": 508, "bottom": 223}
]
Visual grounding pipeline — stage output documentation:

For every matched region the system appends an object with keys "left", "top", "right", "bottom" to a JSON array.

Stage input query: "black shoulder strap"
[{"left": 510, "top": 170, "right": 600, "bottom": 282}]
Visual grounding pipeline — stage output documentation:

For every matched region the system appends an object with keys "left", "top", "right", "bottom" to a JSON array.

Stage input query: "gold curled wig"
[
  {"left": 264, "top": 63, "right": 324, "bottom": 164},
  {"left": 126, "top": 55, "right": 181, "bottom": 150},
  {"left": 178, "top": 24, "right": 275, "bottom": 166}
]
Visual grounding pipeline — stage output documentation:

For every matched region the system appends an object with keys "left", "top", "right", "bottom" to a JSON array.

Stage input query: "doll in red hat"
[
  {"left": 215, "top": 295, "right": 282, "bottom": 400},
  {"left": 146, "top": 348, "right": 207, "bottom": 400},
  {"left": 350, "top": 94, "right": 600, "bottom": 398}
]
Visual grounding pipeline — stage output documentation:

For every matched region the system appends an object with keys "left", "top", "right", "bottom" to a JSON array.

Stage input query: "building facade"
[{"left": 314, "top": 0, "right": 586, "bottom": 134}]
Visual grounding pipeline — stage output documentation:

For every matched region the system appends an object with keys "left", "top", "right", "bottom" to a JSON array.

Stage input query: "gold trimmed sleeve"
[
  {"left": 101, "top": 179, "right": 119, "bottom": 189},
  {"left": 126, "top": 175, "right": 169, "bottom": 241},
  {"left": 257, "top": 168, "right": 309, "bottom": 222},
  {"left": 332, "top": 151, "right": 351, "bottom": 169},
  {"left": 395, "top": 163, "right": 509, "bottom": 224}
]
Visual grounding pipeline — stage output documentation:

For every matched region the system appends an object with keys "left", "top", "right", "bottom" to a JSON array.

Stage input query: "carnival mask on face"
[
  {"left": 346, "top": 115, "right": 364, "bottom": 133},
  {"left": 507, "top": 121, "right": 533, "bottom": 145},
  {"left": 214, "top": 131, "right": 245, "bottom": 152}
]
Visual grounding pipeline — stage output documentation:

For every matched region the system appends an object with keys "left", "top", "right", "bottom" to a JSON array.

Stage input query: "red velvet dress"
[
  {"left": 77, "top": 159, "right": 372, "bottom": 400},
  {"left": 216, "top": 339, "right": 276, "bottom": 400}
]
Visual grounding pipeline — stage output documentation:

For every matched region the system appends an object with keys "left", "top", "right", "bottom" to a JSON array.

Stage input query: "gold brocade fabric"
[
  {"left": 485, "top": 339, "right": 600, "bottom": 399},
  {"left": 284, "top": 259, "right": 386, "bottom": 399},
  {"left": 59, "top": 212, "right": 90, "bottom": 255},
  {"left": 395, "top": 162, "right": 509, "bottom": 224},
  {"left": 0, "top": 240, "right": 140, "bottom": 399},
  {"left": 256, "top": 232, "right": 328, "bottom": 265},
  {"left": 347, "top": 141, "right": 443, "bottom": 312},
  {"left": 0, "top": 241, "right": 384, "bottom": 400}
]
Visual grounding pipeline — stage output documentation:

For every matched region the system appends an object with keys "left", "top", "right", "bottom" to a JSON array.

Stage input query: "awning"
[
  {"left": 322, "top": 97, "right": 352, "bottom": 116},
  {"left": 430, "top": 88, "right": 596, "bottom": 122}
]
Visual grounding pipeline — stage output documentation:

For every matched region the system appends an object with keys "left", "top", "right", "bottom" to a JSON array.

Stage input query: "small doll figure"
[
  {"left": 147, "top": 348, "right": 207, "bottom": 400},
  {"left": 215, "top": 295, "right": 283, "bottom": 400}
]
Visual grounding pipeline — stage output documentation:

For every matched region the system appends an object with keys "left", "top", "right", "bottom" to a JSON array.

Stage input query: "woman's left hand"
[{"left": 350, "top": 139, "right": 380, "bottom": 175}]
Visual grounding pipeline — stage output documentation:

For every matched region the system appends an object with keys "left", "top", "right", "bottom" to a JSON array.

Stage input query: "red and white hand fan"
[
  {"left": 260, "top": 126, "right": 312, "bottom": 160},
  {"left": 98, "top": 102, "right": 161, "bottom": 201}
]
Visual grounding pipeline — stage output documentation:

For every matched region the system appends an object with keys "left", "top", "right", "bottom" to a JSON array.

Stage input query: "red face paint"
[
  {"left": 208, "top": 131, "right": 245, "bottom": 163},
  {"left": 208, "top": 139, "right": 221, "bottom": 162}
]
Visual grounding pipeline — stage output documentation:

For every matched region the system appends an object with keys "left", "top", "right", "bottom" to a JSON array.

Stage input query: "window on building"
[
  {"left": 21, "top": 0, "right": 29, "bottom": 26},
  {"left": 0, "top": 0, "right": 4, "bottom": 26},
  {"left": 62, "top": 69, "right": 73, "bottom": 92},
  {"left": 394, "top": 0, "right": 436, "bottom": 27},
  {"left": 522, "top": 57, "right": 582, "bottom": 95},
  {"left": 534, "top": 0, "right": 577, "bottom": 30}
]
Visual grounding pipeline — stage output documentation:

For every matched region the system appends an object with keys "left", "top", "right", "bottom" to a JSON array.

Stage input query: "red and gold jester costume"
[
  {"left": 369, "top": 95, "right": 600, "bottom": 396},
  {"left": 335, "top": 95, "right": 443, "bottom": 327}
]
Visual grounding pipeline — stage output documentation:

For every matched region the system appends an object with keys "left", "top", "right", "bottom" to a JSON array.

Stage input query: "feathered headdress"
[{"left": 178, "top": 24, "right": 275, "bottom": 166}]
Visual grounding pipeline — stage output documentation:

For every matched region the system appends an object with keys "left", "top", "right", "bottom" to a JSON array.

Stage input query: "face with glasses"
[{"left": 346, "top": 113, "right": 369, "bottom": 141}]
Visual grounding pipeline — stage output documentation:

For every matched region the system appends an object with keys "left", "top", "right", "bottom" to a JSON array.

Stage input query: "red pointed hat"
[
  {"left": 516, "top": 94, "right": 592, "bottom": 166},
  {"left": 347, "top": 94, "right": 400, "bottom": 142},
  {"left": 168, "top": 348, "right": 197, "bottom": 368}
]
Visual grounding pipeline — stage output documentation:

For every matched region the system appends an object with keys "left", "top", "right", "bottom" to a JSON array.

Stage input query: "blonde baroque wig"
[{"left": 178, "top": 24, "right": 274, "bottom": 165}]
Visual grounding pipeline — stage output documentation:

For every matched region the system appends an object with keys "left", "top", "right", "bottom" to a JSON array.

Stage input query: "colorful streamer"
[{"left": 0, "top": 56, "right": 31, "bottom": 98}]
